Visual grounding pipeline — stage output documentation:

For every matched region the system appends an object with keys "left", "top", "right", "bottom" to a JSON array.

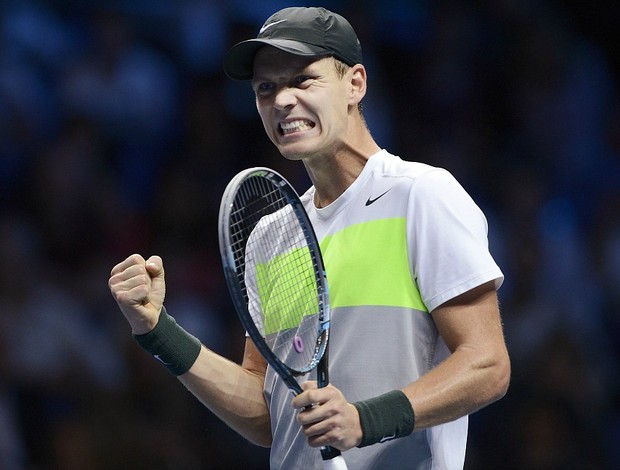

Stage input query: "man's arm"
[
  {"left": 179, "top": 338, "right": 272, "bottom": 447},
  {"left": 293, "top": 280, "right": 510, "bottom": 450},
  {"left": 109, "top": 254, "right": 272, "bottom": 447},
  {"left": 404, "top": 280, "right": 510, "bottom": 429}
]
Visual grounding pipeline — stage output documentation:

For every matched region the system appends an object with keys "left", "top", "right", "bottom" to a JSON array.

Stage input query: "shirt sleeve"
[{"left": 408, "top": 168, "right": 503, "bottom": 312}]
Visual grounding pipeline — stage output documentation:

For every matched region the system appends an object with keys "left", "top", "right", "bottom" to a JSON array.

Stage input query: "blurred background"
[{"left": 0, "top": 0, "right": 618, "bottom": 468}]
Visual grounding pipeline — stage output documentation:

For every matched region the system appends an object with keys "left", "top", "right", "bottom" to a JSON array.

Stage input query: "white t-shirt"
[{"left": 263, "top": 150, "right": 503, "bottom": 469}]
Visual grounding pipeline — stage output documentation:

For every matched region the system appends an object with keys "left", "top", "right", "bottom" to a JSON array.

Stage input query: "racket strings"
[
  {"left": 229, "top": 179, "right": 283, "bottom": 288},
  {"left": 230, "top": 176, "right": 322, "bottom": 371}
]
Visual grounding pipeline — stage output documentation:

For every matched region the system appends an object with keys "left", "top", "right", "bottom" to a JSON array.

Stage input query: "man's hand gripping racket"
[{"left": 218, "top": 167, "right": 347, "bottom": 470}]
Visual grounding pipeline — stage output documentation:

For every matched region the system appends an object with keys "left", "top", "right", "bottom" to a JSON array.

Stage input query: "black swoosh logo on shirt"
[{"left": 365, "top": 189, "right": 391, "bottom": 206}]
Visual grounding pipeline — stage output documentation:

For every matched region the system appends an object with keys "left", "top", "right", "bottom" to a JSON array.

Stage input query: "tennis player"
[{"left": 109, "top": 7, "right": 510, "bottom": 469}]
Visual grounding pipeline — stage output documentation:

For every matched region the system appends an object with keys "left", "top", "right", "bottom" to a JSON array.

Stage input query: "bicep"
[
  {"left": 431, "top": 281, "right": 506, "bottom": 355},
  {"left": 242, "top": 337, "right": 269, "bottom": 376}
]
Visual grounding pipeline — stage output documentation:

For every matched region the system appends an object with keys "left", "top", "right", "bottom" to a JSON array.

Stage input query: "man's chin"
[{"left": 276, "top": 145, "right": 311, "bottom": 162}]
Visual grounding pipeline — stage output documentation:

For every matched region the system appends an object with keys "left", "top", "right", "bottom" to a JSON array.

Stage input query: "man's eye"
[
  {"left": 294, "top": 75, "right": 311, "bottom": 86},
  {"left": 255, "top": 82, "right": 275, "bottom": 94}
]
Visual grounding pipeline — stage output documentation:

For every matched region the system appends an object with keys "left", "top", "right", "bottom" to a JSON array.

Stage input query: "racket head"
[{"left": 218, "top": 167, "right": 331, "bottom": 394}]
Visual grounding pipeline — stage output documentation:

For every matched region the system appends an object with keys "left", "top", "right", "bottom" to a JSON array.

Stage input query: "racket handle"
[
  {"left": 321, "top": 453, "right": 348, "bottom": 470},
  {"left": 321, "top": 447, "right": 347, "bottom": 470}
]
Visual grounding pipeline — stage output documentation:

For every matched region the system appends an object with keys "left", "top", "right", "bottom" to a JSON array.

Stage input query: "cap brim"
[{"left": 223, "top": 38, "right": 331, "bottom": 80}]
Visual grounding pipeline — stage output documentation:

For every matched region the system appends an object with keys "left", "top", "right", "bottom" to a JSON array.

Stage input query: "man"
[{"left": 109, "top": 7, "right": 510, "bottom": 469}]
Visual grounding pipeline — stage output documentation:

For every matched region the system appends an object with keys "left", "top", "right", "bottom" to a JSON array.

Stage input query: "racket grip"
[
  {"left": 321, "top": 447, "right": 347, "bottom": 470},
  {"left": 321, "top": 453, "right": 348, "bottom": 470}
]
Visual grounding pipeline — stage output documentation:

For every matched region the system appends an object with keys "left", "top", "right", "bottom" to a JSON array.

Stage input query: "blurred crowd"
[{"left": 0, "top": 0, "right": 619, "bottom": 469}]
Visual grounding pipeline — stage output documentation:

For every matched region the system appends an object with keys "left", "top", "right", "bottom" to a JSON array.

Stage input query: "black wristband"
[
  {"left": 353, "top": 390, "right": 415, "bottom": 447},
  {"left": 133, "top": 307, "right": 201, "bottom": 376}
]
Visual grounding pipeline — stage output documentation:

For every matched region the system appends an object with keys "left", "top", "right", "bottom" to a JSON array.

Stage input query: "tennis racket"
[{"left": 218, "top": 167, "right": 347, "bottom": 470}]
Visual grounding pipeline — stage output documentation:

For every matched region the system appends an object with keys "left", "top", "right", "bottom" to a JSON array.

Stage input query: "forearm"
[
  {"left": 348, "top": 346, "right": 508, "bottom": 450},
  {"left": 179, "top": 346, "right": 272, "bottom": 447},
  {"left": 403, "top": 343, "right": 510, "bottom": 430},
  {"left": 400, "top": 281, "right": 510, "bottom": 430},
  {"left": 132, "top": 307, "right": 272, "bottom": 446},
  {"left": 110, "top": 258, "right": 272, "bottom": 445}
]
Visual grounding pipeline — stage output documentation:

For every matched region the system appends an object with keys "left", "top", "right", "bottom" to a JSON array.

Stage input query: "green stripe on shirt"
[{"left": 321, "top": 218, "right": 428, "bottom": 312}]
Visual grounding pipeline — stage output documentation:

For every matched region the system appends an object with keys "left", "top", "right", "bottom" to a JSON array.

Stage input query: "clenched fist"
[{"left": 109, "top": 254, "right": 166, "bottom": 334}]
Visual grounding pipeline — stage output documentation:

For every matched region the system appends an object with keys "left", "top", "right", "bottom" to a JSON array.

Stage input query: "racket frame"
[
  {"left": 218, "top": 167, "right": 332, "bottom": 395},
  {"left": 219, "top": 167, "right": 345, "bottom": 467}
]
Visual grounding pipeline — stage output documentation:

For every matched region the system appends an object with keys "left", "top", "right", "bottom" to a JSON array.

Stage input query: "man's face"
[{"left": 251, "top": 48, "right": 351, "bottom": 161}]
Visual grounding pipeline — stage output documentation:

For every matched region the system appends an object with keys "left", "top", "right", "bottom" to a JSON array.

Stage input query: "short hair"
[{"left": 333, "top": 58, "right": 364, "bottom": 114}]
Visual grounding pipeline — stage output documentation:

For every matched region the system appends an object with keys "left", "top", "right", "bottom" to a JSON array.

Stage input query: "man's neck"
[{"left": 305, "top": 134, "right": 380, "bottom": 208}]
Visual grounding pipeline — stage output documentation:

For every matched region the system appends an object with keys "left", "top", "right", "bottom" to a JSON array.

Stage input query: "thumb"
[
  {"left": 301, "top": 381, "right": 318, "bottom": 392},
  {"left": 145, "top": 255, "right": 164, "bottom": 278},
  {"left": 144, "top": 255, "right": 165, "bottom": 308}
]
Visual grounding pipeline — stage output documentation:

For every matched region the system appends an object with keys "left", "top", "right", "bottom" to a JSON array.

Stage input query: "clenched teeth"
[{"left": 280, "top": 120, "right": 314, "bottom": 135}]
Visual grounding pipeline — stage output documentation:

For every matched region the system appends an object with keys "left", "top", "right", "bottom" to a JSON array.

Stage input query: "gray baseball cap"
[{"left": 223, "top": 7, "right": 362, "bottom": 80}]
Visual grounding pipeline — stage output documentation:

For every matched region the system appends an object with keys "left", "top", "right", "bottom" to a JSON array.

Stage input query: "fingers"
[
  {"left": 110, "top": 253, "right": 146, "bottom": 277},
  {"left": 293, "top": 384, "right": 338, "bottom": 435},
  {"left": 108, "top": 254, "right": 166, "bottom": 334},
  {"left": 109, "top": 254, "right": 162, "bottom": 291},
  {"left": 293, "top": 383, "right": 336, "bottom": 418},
  {"left": 109, "top": 255, "right": 151, "bottom": 302},
  {"left": 293, "top": 383, "right": 362, "bottom": 451}
]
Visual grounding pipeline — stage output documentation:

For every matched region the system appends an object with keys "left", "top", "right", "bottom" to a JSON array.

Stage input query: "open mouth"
[{"left": 279, "top": 119, "right": 315, "bottom": 136}]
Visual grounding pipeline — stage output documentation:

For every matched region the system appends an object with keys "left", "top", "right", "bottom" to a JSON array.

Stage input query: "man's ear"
[{"left": 348, "top": 64, "right": 367, "bottom": 107}]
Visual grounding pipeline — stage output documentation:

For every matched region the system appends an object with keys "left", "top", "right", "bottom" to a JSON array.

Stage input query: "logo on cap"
[{"left": 259, "top": 19, "right": 287, "bottom": 35}]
